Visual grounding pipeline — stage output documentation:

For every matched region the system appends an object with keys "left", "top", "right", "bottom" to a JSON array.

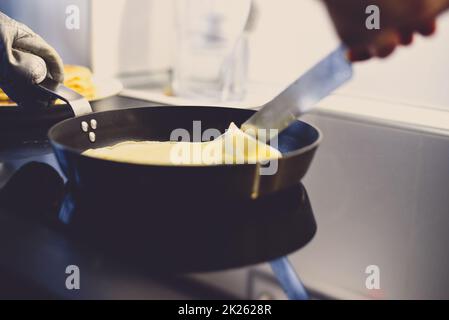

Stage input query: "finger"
[
  {"left": 417, "top": 19, "right": 437, "bottom": 36},
  {"left": 371, "top": 31, "right": 400, "bottom": 58},
  {"left": 376, "top": 44, "right": 396, "bottom": 58},
  {"left": 0, "top": 50, "right": 56, "bottom": 106},
  {"left": 348, "top": 47, "right": 372, "bottom": 62},
  {"left": 399, "top": 31, "right": 414, "bottom": 46},
  {"left": 16, "top": 36, "right": 64, "bottom": 82},
  {"left": 9, "top": 49, "right": 47, "bottom": 84},
  {"left": 14, "top": 28, "right": 64, "bottom": 82}
]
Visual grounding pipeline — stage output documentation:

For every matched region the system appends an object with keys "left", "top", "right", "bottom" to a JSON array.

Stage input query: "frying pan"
[
  {"left": 0, "top": 46, "right": 353, "bottom": 275},
  {"left": 48, "top": 46, "right": 354, "bottom": 200},
  {"left": 0, "top": 77, "right": 122, "bottom": 160},
  {"left": 46, "top": 96, "right": 321, "bottom": 272},
  {"left": 2, "top": 49, "right": 349, "bottom": 273},
  {"left": 49, "top": 105, "right": 320, "bottom": 199}
]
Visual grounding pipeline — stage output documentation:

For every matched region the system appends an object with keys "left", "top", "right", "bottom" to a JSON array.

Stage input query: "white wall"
[
  {"left": 344, "top": 13, "right": 449, "bottom": 109},
  {"left": 0, "top": 0, "right": 91, "bottom": 66},
  {"left": 91, "top": 0, "right": 174, "bottom": 77},
  {"left": 248, "top": 0, "right": 449, "bottom": 109},
  {"left": 247, "top": 0, "right": 338, "bottom": 83},
  {"left": 4, "top": 0, "right": 449, "bottom": 109}
]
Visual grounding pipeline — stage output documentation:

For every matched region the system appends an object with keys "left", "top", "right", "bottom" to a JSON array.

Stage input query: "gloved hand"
[{"left": 0, "top": 12, "right": 64, "bottom": 106}]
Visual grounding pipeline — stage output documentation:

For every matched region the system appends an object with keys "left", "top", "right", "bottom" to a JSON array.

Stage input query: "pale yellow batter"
[{"left": 83, "top": 123, "right": 282, "bottom": 165}]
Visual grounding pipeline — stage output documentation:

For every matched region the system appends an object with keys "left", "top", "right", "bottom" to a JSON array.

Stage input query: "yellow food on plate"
[
  {"left": 62, "top": 65, "right": 96, "bottom": 100},
  {"left": 83, "top": 123, "right": 282, "bottom": 166},
  {"left": 0, "top": 89, "right": 9, "bottom": 101},
  {"left": 0, "top": 64, "right": 96, "bottom": 105}
]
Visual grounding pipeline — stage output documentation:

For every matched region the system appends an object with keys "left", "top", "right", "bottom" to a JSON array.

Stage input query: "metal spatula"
[{"left": 242, "top": 45, "right": 353, "bottom": 137}]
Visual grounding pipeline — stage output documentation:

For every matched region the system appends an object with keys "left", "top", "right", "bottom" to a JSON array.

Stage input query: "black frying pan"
[
  {"left": 48, "top": 105, "right": 320, "bottom": 272},
  {"left": 0, "top": 79, "right": 92, "bottom": 160},
  {"left": 49, "top": 106, "right": 321, "bottom": 199},
  {"left": 2, "top": 81, "right": 321, "bottom": 272},
  {"left": 46, "top": 47, "right": 353, "bottom": 200}
]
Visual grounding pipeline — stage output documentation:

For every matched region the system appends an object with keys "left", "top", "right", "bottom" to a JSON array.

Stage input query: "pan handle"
[{"left": 36, "top": 78, "right": 92, "bottom": 117}]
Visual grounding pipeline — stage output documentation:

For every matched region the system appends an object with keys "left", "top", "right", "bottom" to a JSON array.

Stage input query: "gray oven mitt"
[{"left": 0, "top": 12, "right": 64, "bottom": 106}]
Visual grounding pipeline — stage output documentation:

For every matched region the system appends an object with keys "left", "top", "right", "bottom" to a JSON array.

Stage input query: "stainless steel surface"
[
  {"left": 284, "top": 112, "right": 449, "bottom": 299},
  {"left": 38, "top": 78, "right": 92, "bottom": 117},
  {"left": 198, "top": 111, "right": 449, "bottom": 300},
  {"left": 242, "top": 45, "right": 352, "bottom": 137}
]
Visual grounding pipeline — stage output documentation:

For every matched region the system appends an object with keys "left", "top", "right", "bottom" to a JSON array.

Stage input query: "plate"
[{"left": 0, "top": 76, "right": 123, "bottom": 107}]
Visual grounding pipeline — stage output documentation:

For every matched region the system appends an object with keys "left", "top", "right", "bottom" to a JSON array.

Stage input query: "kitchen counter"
[{"left": 295, "top": 112, "right": 449, "bottom": 299}]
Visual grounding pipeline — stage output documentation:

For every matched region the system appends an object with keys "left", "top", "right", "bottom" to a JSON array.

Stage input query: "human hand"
[
  {"left": 323, "top": 0, "right": 449, "bottom": 61},
  {"left": 0, "top": 12, "right": 64, "bottom": 105}
]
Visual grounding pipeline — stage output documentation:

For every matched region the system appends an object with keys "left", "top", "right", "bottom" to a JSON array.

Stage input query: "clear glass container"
[{"left": 172, "top": 0, "right": 252, "bottom": 102}]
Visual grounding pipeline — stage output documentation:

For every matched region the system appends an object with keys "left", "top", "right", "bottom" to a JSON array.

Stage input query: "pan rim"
[{"left": 48, "top": 106, "right": 322, "bottom": 169}]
